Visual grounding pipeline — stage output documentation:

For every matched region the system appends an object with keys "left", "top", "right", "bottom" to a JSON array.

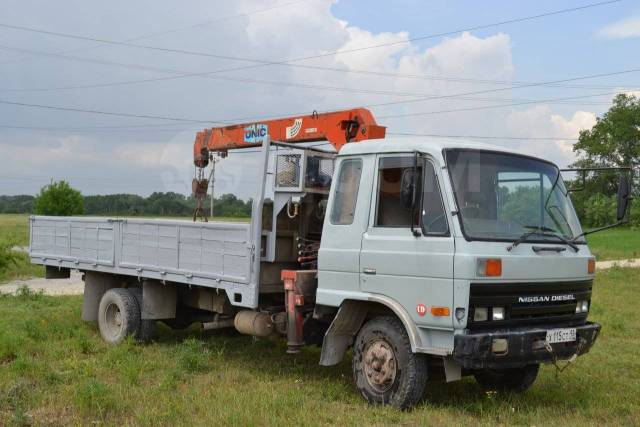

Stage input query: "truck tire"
[
  {"left": 129, "top": 288, "right": 157, "bottom": 342},
  {"left": 352, "top": 315, "right": 427, "bottom": 409},
  {"left": 474, "top": 364, "right": 539, "bottom": 393},
  {"left": 98, "top": 288, "right": 141, "bottom": 345}
]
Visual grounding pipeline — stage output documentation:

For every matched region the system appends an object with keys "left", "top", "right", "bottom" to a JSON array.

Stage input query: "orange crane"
[
  {"left": 193, "top": 107, "right": 385, "bottom": 167},
  {"left": 191, "top": 108, "right": 386, "bottom": 220}
]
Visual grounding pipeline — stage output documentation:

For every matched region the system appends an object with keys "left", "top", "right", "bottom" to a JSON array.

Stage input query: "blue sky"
[
  {"left": 0, "top": 0, "right": 638, "bottom": 197},
  {"left": 333, "top": 0, "right": 638, "bottom": 90}
]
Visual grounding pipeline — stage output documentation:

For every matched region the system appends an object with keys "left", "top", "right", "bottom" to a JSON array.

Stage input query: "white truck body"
[{"left": 29, "top": 136, "right": 604, "bottom": 408}]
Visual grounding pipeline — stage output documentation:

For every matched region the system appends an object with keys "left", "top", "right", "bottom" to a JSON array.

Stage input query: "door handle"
[{"left": 363, "top": 268, "right": 376, "bottom": 275}]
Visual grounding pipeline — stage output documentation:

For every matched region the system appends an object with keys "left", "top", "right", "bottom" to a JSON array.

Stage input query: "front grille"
[{"left": 468, "top": 280, "right": 592, "bottom": 330}]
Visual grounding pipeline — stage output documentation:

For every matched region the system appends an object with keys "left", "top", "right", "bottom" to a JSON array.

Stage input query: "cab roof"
[{"left": 338, "top": 137, "right": 542, "bottom": 162}]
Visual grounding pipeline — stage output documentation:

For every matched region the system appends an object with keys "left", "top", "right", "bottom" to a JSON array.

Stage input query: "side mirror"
[
  {"left": 617, "top": 175, "right": 631, "bottom": 221},
  {"left": 400, "top": 169, "right": 416, "bottom": 209}
]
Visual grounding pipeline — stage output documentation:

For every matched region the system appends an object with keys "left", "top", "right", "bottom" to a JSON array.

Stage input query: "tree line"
[
  {"left": 0, "top": 191, "right": 252, "bottom": 218},
  {"left": 569, "top": 93, "right": 639, "bottom": 227}
]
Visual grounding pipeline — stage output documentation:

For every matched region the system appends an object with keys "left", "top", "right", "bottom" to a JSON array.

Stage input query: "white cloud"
[
  {"left": 0, "top": 135, "right": 97, "bottom": 167},
  {"left": 400, "top": 32, "right": 513, "bottom": 82},
  {"left": 0, "top": 0, "right": 604, "bottom": 197},
  {"left": 619, "top": 89, "right": 640, "bottom": 98},
  {"left": 505, "top": 106, "right": 596, "bottom": 166},
  {"left": 597, "top": 16, "right": 640, "bottom": 39}
]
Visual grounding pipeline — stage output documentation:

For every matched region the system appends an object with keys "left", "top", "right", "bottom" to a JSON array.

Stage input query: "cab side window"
[
  {"left": 375, "top": 157, "right": 421, "bottom": 227},
  {"left": 330, "top": 159, "right": 363, "bottom": 225},
  {"left": 374, "top": 156, "right": 448, "bottom": 235}
]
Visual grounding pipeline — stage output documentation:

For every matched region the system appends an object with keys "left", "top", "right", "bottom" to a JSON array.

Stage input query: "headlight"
[
  {"left": 477, "top": 258, "right": 502, "bottom": 277},
  {"left": 492, "top": 306, "right": 505, "bottom": 321},
  {"left": 575, "top": 300, "right": 590, "bottom": 313},
  {"left": 474, "top": 307, "right": 488, "bottom": 322}
]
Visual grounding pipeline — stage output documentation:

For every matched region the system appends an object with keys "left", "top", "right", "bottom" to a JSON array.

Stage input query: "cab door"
[{"left": 359, "top": 154, "right": 455, "bottom": 329}]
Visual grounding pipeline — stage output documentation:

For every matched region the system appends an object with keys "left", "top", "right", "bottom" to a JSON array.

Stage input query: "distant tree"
[
  {"left": 0, "top": 195, "right": 34, "bottom": 213},
  {"left": 574, "top": 93, "right": 639, "bottom": 167},
  {"left": 498, "top": 185, "right": 542, "bottom": 226},
  {"left": 84, "top": 194, "right": 146, "bottom": 216},
  {"left": 572, "top": 93, "right": 639, "bottom": 193},
  {"left": 211, "top": 193, "right": 252, "bottom": 217},
  {"left": 34, "top": 180, "right": 84, "bottom": 216},
  {"left": 146, "top": 192, "right": 189, "bottom": 216},
  {"left": 570, "top": 93, "right": 639, "bottom": 225}
]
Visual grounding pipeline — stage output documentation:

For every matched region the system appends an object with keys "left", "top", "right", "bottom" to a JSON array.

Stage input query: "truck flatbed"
[{"left": 29, "top": 216, "right": 259, "bottom": 307}]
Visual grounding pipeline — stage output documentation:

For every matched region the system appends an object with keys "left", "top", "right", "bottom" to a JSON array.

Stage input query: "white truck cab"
[{"left": 316, "top": 138, "right": 600, "bottom": 406}]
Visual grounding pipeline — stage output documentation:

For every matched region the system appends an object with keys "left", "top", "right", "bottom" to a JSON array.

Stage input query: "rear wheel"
[
  {"left": 129, "top": 288, "right": 157, "bottom": 342},
  {"left": 352, "top": 316, "right": 427, "bottom": 409},
  {"left": 474, "top": 364, "right": 540, "bottom": 393},
  {"left": 98, "top": 288, "right": 140, "bottom": 345}
]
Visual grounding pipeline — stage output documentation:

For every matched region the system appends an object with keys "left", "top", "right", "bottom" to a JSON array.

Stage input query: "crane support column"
[{"left": 282, "top": 269, "right": 318, "bottom": 354}]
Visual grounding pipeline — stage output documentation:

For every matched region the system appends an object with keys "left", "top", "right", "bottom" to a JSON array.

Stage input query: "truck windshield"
[{"left": 445, "top": 149, "right": 584, "bottom": 242}]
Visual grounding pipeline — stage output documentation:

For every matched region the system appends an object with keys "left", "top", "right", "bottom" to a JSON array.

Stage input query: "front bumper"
[{"left": 452, "top": 322, "right": 601, "bottom": 369}]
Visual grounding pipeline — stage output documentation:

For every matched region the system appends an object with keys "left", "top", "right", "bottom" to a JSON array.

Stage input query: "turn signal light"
[
  {"left": 588, "top": 258, "right": 596, "bottom": 275},
  {"left": 477, "top": 258, "right": 502, "bottom": 277},
  {"left": 431, "top": 306, "right": 450, "bottom": 317}
]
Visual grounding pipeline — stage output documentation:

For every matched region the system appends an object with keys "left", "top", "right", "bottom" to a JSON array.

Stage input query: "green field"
[
  {"left": 0, "top": 215, "right": 44, "bottom": 283},
  {"left": 0, "top": 215, "right": 30, "bottom": 247},
  {"left": 586, "top": 227, "right": 640, "bottom": 261},
  {"left": 0, "top": 267, "right": 638, "bottom": 425}
]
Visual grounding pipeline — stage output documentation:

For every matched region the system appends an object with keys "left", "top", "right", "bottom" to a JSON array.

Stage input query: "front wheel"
[
  {"left": 352, "top": 316, "right": 427, "bottom": 409},
  {"left": 474, "top": 364, "right": 540, "bottom": 393}
]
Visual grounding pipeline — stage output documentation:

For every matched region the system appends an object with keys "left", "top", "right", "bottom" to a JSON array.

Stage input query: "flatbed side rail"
[{"left": 29, "top": 216, "right": 259, "bottom": 308}]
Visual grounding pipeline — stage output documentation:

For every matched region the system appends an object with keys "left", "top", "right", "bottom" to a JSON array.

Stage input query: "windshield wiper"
[{"left": 507, "top": 230, "right": 579, "bottom": 252}]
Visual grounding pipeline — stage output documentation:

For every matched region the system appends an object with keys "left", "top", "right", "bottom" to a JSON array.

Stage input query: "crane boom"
[{"left": 193, "top": 108, "right": 385, "bottom": 167}]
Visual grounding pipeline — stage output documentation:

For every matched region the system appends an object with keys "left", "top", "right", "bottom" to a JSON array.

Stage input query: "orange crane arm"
[{"left": 193, "top": 108, "right": 385, "bottom": 167}]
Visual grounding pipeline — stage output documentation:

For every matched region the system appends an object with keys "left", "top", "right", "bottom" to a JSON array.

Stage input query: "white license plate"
[{"left": 546, "top": 328, "right": 576, "bottom": 344}]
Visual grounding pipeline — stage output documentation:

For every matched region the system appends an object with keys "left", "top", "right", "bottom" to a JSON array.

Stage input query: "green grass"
[
  {"left": 0, "top": 215, "right": 43, "bottom": 283},
  {"left": 586, "top": 227, "right": 640, "bottom": 261},
  {"left": 0, "top": 215, "right": 30, "bottom": 247},
  {"left": 0, "top": 252, "right": 43, "bottom": 284},
  {"left": 0, "top": 268, "right": 638, "bottom": 425}
]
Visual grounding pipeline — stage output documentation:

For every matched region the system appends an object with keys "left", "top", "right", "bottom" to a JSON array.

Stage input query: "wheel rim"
[
  {"left": 104, "top": 302, "right": 124, "bottom": 339},
  {"left": 363, "top": 339, "right": 397, "bottom": 393}
]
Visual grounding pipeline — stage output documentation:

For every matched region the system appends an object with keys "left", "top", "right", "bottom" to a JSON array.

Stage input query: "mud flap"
[{"left": 319, "top": 301, "right": 368, "bottom": 366}]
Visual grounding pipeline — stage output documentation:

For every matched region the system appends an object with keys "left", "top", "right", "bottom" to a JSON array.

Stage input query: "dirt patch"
[
  {"left": 0, "top": 270, "right": 84, "bottom": 296},
  {"left": 596, "top": 258, "right": 640, "bottom": 270}
]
